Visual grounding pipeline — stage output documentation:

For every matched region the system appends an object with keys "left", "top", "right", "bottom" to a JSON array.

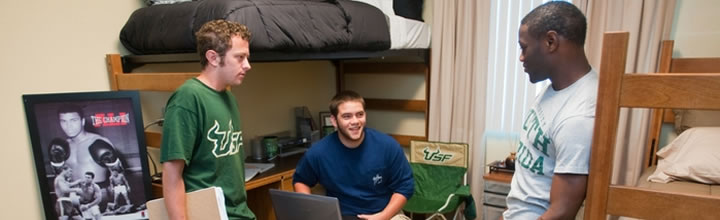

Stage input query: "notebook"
[
  {"left": 269, "top": 189, "right": 346, "bottom": 220},
  {"left": 147, "top": 186, "right": 228, "bottom": 220}
]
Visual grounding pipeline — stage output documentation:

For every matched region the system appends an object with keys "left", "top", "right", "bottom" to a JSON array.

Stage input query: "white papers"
[
  {"left": 147, "top": 186, "right": 228, "bottom": 220},
  {"left": 244, "top": 163, "right": 275, "bottom": 182}
]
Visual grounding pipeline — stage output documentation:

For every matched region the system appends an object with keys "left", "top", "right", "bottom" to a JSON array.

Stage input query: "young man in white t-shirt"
[{"left": 504, "top": 2, "right": 597, "bottom": 220}]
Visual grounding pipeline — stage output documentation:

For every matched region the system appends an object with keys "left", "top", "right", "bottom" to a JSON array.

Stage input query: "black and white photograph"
[{"left": 23, "top": 91, "right": 151, "bottom": 220}]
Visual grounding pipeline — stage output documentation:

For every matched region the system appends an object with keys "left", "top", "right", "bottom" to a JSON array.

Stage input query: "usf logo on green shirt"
[
  {"left": 517, "top": 109, "right": 550, "bottom": 176},
  {"left": 207, "top": 120, "right": 242, "bottom": 158}
]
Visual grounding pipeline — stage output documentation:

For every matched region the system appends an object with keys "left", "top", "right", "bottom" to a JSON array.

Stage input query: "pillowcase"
[
  {"left": 672, "top": 109, "right": 720, "bottom": 134},
  {"left": 648, "top": 127, "right": 720, "bottom": 184},
  {"left": 146, "top": 0, "right": 194, "bottom": 6},
  {"left": 393, "top": 0, "right": 424, "bottom": 21}
]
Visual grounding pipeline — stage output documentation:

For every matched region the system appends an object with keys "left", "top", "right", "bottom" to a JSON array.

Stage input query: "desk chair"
[{"left": 403, "top": 141, "right": 475, "bottom": 220}]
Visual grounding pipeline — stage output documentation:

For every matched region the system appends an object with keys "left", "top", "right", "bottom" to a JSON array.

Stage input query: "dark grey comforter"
[{"left": 120, "top": 0, "right": 390, "bottom": 55}]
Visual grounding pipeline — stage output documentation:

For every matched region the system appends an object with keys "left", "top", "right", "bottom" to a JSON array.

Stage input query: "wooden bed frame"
[
  {"left": 643, "top": 40, "right": 720, "bottom": 169},
  {"left": 105, "top": 49, "right": 431, "bottom": 148},
  {"left": 585, "top": 32, "right": 720, "bottom": 219}
]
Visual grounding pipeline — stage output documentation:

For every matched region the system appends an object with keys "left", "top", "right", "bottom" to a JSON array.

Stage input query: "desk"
[
  {"left": 483, "top": 171, "right": 512, "bottom": 220},
  {"left": 150, "top": 153, "right": 303, "bottom": 220}
]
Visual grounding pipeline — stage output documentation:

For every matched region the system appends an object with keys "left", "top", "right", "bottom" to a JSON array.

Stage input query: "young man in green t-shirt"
[{"left": 161, "top": 19, "right": 255, "bottom": 220}]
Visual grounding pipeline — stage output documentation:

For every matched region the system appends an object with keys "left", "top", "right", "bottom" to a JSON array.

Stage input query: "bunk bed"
[
  {"left": 108, "top": 0, "right": 431, "bottom": 147},
  {"left": 585, "top": 32, "right": 720, "bottom": 219}
]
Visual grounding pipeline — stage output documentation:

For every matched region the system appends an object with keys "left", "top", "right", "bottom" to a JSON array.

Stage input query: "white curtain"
[
  {"left": 428, "top": 0, "right": 491, "bottom": 216},
  {"left": 572, "top": 0, "right": 676, "bottom": 186}
]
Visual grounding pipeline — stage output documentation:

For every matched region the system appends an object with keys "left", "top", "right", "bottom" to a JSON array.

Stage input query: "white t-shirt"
[{"left": 503, "top": 70, "right": 598, "bottom": 220}]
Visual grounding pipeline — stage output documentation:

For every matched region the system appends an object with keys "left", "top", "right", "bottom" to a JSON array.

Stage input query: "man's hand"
[
  {"left": 357, "top": 212, "right": 392, "bottom": 220},
  {"left": 293, "top": 182, "right": 311, "bottom": 194}
]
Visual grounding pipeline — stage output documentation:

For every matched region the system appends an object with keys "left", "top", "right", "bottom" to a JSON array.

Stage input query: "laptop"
[{"left": 269, "top": 189, "right": 358, "bottom": 220}]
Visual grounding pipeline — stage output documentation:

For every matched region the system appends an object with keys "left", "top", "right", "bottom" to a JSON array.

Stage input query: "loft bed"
[
  {"left": 108, "top": 0, "right": 431, "bottom": 147},
  {"left": 585, "top": 32, "right": 720, "bottom": 219}
]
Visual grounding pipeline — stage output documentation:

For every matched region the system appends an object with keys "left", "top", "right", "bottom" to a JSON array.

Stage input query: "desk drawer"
[
  {"left": 484, "top": 180, "right": 511, "bottom": 194},
  {"left": 483, "top": 191, "right": 507, "bottom": 208},
  {"left": 483, "top": 204, "right": 505, "bottom": 220}
]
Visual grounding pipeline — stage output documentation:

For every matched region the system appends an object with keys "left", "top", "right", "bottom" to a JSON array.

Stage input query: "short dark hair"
[
  {"left": 57, "top": 104, "right": 84, "bottom": 118},
  {"left": 521, "top": 1, "right": 587, "bottom": 46},
  {"left": 196, "top": 20, "right": 252, "bottom": 68},
  {"left": 85, "top": 171, "right": 95, "bottom": 179},
  {"left": 329, "top": 91, "right": 365, "bottom": 117}
]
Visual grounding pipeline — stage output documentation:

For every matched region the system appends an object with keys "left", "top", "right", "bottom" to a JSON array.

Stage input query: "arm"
[
  {"left": 357, "top": 193, "right": 407, "bottom": 220},
  {"left": 122, "top": 174, "right": 131, "bottom": 193},
  {"left": 163, "top": 160, "right": 187, "bottom": 220},
  {"left": 538, "top": 173, "right": 587, "bottom": 220},
  {"left": 293, "top": 182, "right": 312, "bottom": 194}
]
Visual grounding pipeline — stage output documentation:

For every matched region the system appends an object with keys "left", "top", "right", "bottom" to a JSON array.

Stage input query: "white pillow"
[
  {"left": 351, "top": 0, "right": 396, "bottom": 16},
  {"left": 648, "top": 127, "right": 720, "bottom": 184}
]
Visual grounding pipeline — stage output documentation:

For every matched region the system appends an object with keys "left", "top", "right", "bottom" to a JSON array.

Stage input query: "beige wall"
[
  {"left": 0, "top": 1, "right": 335, "bottom": 219},
  {"left": 0, "top": 1, "right": 145, "bottom": 219}
]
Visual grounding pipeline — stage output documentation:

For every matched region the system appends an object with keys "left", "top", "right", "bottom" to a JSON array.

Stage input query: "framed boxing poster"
[{"left": 23, "top": 91, "right": 151, "bottom": 220}]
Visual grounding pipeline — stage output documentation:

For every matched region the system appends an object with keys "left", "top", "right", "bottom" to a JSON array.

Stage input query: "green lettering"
[
  {"left": 530, "top": 156, "right": 544, "bottom": 175},
  {"left": 532, "top": 129, "right": 551, "bottom": 156}
]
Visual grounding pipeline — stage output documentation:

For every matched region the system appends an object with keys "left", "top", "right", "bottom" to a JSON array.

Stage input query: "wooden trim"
[
  {"left": 658, "top": 40, "right": 673, "bottom": 73},
  {"left": 245, "top": 170, "right": 294, "bottom": 191},
  {"left": 619, "top": 73, "right": 720, "bottom": 109},
  {"left": 643, "top": 109, "right": 664, "bottom": 169},
  {"left": 342, "top": 63, "right": 427, "bottom": 74},
  {"left": 145, "top": 131, "right": 162, "bottom": 148},
  {"left": 389, "top": 134, "right": 427, "bottom": 147},
  {"left": 670, "top": 57, "right": 720, "bottom": 73},
  {"left": 425, "top": 52, "right": 431, "bottom": 138},
  {"left": 607, "top": 185, "right": 720, "bottom": 220},
  {"left": 585, "top": 32, "right": 629, "bottom": 220},
  {"left": 365, "top": 98, "right": 427, "bottom": 112},
  {"left": 115, "top": 72, "right": 199, "bottom": 91},
  {"left": 483, "top": 172, "right": 513, "bottom": 183},
  {"left": 106, "top": 54, "right": 123, "bottom": 91}
]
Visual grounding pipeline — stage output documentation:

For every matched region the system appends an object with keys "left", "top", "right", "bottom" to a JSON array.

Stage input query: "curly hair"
[
  {"left": 521, "top": 1, "right": 587, "bottom": 46},
  {"left": 195, "top": 20, "right": 252, "bottom": 67}
]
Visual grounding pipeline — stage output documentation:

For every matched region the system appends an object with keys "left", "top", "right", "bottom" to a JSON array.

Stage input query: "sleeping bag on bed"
[{"left": 120, "top": 0, "right": 390, "bottom": 55}]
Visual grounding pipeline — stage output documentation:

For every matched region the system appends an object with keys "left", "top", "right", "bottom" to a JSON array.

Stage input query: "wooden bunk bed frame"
[
  {"left": 105, "top": 49, "right": 431, "bottom": 148},
  {"left": 585, "top": 32, "right": 720, "bottom": 219},
  {"left": 643, "top": 40, "right": 720, "bottom": 168}
]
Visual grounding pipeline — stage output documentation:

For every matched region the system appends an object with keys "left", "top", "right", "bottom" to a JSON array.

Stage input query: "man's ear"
[
  {"left": 205, "top": 50, "right": 220, "bottom": 67},
  {"left": 545, "top": 30, "right": 559, "bottom": 53},
  {"left": 330, "top": 115, "right": 338, "bottom": 128}
]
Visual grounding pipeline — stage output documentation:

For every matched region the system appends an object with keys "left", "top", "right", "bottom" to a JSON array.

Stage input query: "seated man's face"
[
  {"left": 59, "top": 112, "right": 84, "bottom": 138},
  {"left": 333, "top": 101, "right": 366, "bottom": 142}
]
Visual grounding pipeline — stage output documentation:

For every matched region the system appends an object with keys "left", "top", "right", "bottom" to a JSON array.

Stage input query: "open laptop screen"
[{"left": 269, "top": 189, "right": 345, "bottom": 220}]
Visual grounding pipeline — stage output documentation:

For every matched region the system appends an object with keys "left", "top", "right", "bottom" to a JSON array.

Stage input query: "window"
[{"left": 485, "top": 0, "right": 563, "bottom": 133}]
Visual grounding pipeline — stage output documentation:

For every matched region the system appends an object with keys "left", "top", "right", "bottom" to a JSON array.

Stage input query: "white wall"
[{"left": 670, "top": 0, "right": 720, "bottom": 57}]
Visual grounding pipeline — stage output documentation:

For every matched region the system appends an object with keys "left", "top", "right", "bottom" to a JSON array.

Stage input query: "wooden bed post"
[
  {"left": 584, "top": 32, "right": 629, "bottom": 220},
  {"left": 106, "top": 54, "right": 123, "bottom": 91},
  {"left": 642, "top": 40, "right": 675, "bottom": 169}
]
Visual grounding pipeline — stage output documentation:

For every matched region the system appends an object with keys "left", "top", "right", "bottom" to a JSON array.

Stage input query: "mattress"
[
  {"left": 636, "top": 166, "right": 720, "bottom": 197},
  {"left": 120, "top": 0, "right": 391, "bottom": 55}
]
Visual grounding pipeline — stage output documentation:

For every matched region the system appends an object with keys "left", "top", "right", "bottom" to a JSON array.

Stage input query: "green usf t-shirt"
[{"left": 161, "top": 78, "right": 255, "bottom": 220}]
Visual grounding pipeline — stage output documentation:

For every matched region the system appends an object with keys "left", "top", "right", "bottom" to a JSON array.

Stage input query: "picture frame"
[
  {"left": 23, "top": 91, "right": 151, "bottom": 220},
  {"left": 319, "top": 111, "right": 333, "bottom": 128},
  {"left": 319, "top": 111, "right": 335, "bottom": 137}
]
